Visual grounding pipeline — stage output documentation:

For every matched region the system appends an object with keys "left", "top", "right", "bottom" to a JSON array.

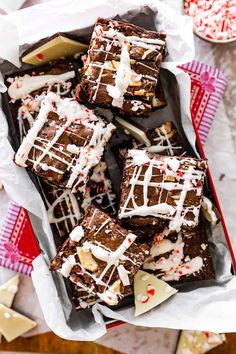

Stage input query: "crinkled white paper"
[{"left": 0, "top": 0, "right": 235, "bottom": 341}]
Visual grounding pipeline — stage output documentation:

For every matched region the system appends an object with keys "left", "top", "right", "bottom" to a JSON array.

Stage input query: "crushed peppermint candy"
[
  {"left": 184, "top": 0, "right": 236, "bottom": 41},
  {"left": 146, "top": 284, "right": 156, "bottom": 296},
  {"left": 136, "top": 293, "right": 149, "bottom": 303}
]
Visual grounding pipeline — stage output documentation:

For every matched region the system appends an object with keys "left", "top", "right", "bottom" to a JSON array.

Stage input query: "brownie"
[
  {"left": 114, "top": 122, "right": 186, "bottom": 168},
  {"left": 50, "top": 206, "right": 149, "bottom": 306},
  {"left": 39, "top": 179, "right": 83, "bottom": 238},
  {"left": 39, "top": 161, "right": 117, "bottom": 238},
  {"left": 119, "top": 150, "right": 207, "bottom": 232},
  {"left": 76, "top": 17, "right": 166, "bottom": 117},
  {"left": 143, "top": 227, "right": 215, "bottom": 284},
  {"left": 146, "top": 121, "right": 186, "bottom": 156},
  {"left": 5, "top": 58, "right": 79, "bottom": 143},
  {"left": 14, "top": 92, "right": 116, "bottom": 193},
  {"left": 87, "top": 161, "right": 117, "bottom": 215},
  {"left": 71, "top": 283, "right": 98, "bottom": 310},
  {"left": 151, "top": 78, "right": 167, "bottom": 110}
]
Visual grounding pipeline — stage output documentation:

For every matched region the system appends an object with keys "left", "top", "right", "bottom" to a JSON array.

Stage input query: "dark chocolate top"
[
  {"left": 76, "top": 17, "right": 166, "bottom": 117},
  {"left": 119, "top": 150, "right": 207, "bottom": 232},
  {"left": 50, "top": 206, "right": 149, "bottom": 306}
]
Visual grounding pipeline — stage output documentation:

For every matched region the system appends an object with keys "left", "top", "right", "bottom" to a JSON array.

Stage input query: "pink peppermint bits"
[{"left": 184, "top": 0, "right": 236, "bottom": 41}]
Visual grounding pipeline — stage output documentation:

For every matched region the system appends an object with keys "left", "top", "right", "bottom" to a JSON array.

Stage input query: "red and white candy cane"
[{"left": 184, "top": 0, "right": 236, "bottom": 40}]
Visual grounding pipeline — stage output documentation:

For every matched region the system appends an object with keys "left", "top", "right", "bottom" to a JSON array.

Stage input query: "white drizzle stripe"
[
  {"left": 119, "top": 150, "right": 206, "bottom": 232},
  {"left": 15, "top": 92, "right": 115, "bottom": 193},
  {"left": 107, "top": 38, "right": 132, "bottom": 108},
  {"left": 145, "top": 125, "right": 184, "bottom": 155},
  {"left": 8, "top": 71, "right": 75, "bottom": 100},
  {"left": 40, "top": 167, "right": 116, "bottom": 236}
]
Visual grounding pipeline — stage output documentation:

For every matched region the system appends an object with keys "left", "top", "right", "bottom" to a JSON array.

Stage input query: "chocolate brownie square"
[
  {"left": 39, "top": 161, "right": 117, "bottom": 238},
  {"left": 143, "top": 226, "right": 215, "bottom": 284},
  {"left": 114, "top": 121, "right": 186, "bottom": 162},
  {"left": 5, "top": 58, "right": 79, "bottom": 143},
  {"left": 76, "top": 18, "right": 166, "bottom": 117},
  {"left": 39, "top": 179, "right": 84, "bottom": 238},
  {"left": 151, "top": 78, "right": 167, "bottom": 110},
  {"left": 119, "top": 150, "right": 207, "bottom": 232},
  {"left": 14, "top": 92, "right": 115, "bottom": 193},
  {"left": 50, "top": 206, "right": 149, "bottom": 306},
  {"left": 146, "top": 122, "right": 186, "bottom": 156}
]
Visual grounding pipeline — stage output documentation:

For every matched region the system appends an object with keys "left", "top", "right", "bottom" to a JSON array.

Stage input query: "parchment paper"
[{"left": 0, "top": 0, "right": 236, "bottom": 341}]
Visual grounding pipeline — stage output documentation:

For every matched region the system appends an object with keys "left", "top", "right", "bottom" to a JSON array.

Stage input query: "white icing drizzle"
[
  {"left": 143, "top": 234, "right": 204, "bottom": 281},
  {"left": 106, "top": 29, "right": 132, "bottom": 107},
  {"left": 81, "top": 161, "right": 117, "bottom": 214},
  {"left": 8, "top": 71, "right": 75, "bottom": 101},
  {"left": 119, "top": 150, "right": 206, "bottom": 232},
  {"left": 15, "top": 92, "right": 115, "bottom": 193},
  {"left": 40, "top": 161, "right": 116, "bottom": 237},
  {"left": 42, "top": 185, "right": 82, "bottom": 235},
  {"left": 145, "top": 124, "right": 184, "bottom": 156}
]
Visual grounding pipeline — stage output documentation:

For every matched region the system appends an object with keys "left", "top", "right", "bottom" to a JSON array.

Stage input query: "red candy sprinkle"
[
  {"left": 141, "top": 295, "right": 149, "bottom": 304},
  {"left": 36, "top": 53, "right": 43, "bottom": 60},
  {"left": 146, "top": 284, "right": 156, "bottom": 296},
  {"left": 127, "top": 238, "right": 132, "bottom": 243}
]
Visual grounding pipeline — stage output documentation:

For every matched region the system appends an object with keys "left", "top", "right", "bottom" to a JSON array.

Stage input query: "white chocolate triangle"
[
  {"left": 0, "top": 275, "right": 19, "bottom": 307},
  {"left": 22, "top": 35, "right": 88, "bottom": 65},
  {"left": 0, "top": 304, "right": 37, "bottom": 342},
  {"left": 115, "top": 116, "right": 151, "bottom": 147},
  {"left": 134, "top": 270, "right": 177, "bottom": 316},
  {"left": 176, "top": 330, "right": 226, "bottom": 354}
]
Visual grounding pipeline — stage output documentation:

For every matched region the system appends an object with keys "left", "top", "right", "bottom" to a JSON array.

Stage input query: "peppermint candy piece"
[{"left": 134, "top": 270, "right": 177, "bottom": 316}]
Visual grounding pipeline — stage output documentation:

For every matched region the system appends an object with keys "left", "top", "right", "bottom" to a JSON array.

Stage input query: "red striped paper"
[
  {"left": 179, "top": 60, "right": 228, "bottom": 144},
  {"left": 0, "top": 202, "right": 40, "bottom": 275}
]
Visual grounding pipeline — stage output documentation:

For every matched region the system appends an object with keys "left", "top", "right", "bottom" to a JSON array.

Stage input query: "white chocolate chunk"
[
  {"left": 0, "top": 304, "right": 37, "bottom": 342},
  {"left": 176, "top": 330, "right": 226, "bottom": 354},
  {"left": 60, "top": 255, "right": 76, "bottom": 278},
  {"left": 117, "top": 265, "right": 130, "bottom": 286},
  {"left": 77, "top": 247, "right": 98, "bottom": 272},
  {"left": 22, "top": 35, "right": 88, "bottom": 66},
  {"left": 0, "top": 275, "right": 19, "bottom": 307},
  {"left": 134, "top": 270, "right": 177, "bottom": 316},
  {"left": 115, "top": 116, "right": 151, "bottom": 147},
  {"left": 98, "top": 280, "right": 121, "bottom": 306},
  {"left": 69, "top": 225, "right": 84, "bottom": 242},
  {"left": 201, "top": 196, "right": 218, "bottom": 225}
]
